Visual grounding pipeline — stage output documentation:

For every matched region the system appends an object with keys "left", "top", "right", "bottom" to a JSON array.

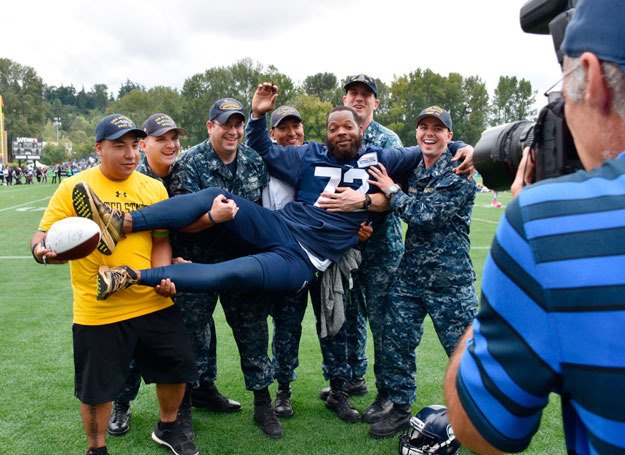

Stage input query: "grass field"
[{"left": 0, "top": 183, "right": 565, "bottom": 454}]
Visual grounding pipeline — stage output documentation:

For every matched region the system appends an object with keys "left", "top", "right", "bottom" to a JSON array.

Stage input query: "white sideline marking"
[
  {"left": 0, "top": 197, "right": 51, "bottom": 212},
  {"left": 472, "top": 217, "right": 500, "bottom": 225},
  {"left": 0, "top": 256, "right": 32, "bottom": 259}
]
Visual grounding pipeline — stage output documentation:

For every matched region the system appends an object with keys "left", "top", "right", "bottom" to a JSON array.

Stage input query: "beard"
[{"left": 327, "top": 135, "right": 363, "bottom": 161}]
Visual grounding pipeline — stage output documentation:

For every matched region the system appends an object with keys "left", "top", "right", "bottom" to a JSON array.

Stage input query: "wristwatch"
[
  {"left": 362, "top": 194, "right": 372, "bottom": 209},
  {"left": 385, "top": 184, "right": 401, "bottom": 199}
]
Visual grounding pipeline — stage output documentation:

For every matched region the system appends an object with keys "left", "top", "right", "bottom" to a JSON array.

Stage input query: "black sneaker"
[
  {"left": 191, "top": 383, "right": 241, "bottom": 413},
  {"left": 361, "top": 393, "right": 393, "bottom": 424},
  {"left": 107, "top": 401, "right": 130, "bottom": 436},
  {"left": 253, "top": 401, "right": 283, "bottom": 438},
  {"left": 369, "top": 403, "right": 412, "bottom": 439},
  {"left": 325, "top": 390, "right": 360, "bottom": 423},
  {"left": 274, "top": 385, "right": 293, "bottom": 418},
  {"left": 86, "top": 447, "right": 109, "bottom": 455},
  {"left": 72, "top": 182, "right": 125, "bottom": 255},
  {"left": 151, "top": 421, "right": 199, "bottom": 455},
  {"left": 97, "top": 265, "right": 139, "bottom": 300},
  {"left": 319, "top": 376, "right": 368, "bottom": 400}
]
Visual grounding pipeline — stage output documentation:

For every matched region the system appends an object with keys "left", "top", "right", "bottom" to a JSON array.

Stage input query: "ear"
[
  {"left": 373, "top": 98, "right": 380, "bottom": 111},
  {"left": 269, "top": 129, "right": 276, "bottom": 140},
  {"left": 95, "top": 142, "right": 103, "bottom": 158},
  {"left": 206, "top": 120, "right": 214, "bottom": 135},
  {"left": 139, "top": 138, "right": 147, "bottom": 151},
  {"left": 447, "top": 130, "right": 454, "bottom": 142},
  {"left": 581, "top": 52, "right": 611, "bottom": 113}
]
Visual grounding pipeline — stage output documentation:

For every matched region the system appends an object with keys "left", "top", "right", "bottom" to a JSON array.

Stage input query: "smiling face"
[
  {"left": 96, "top": 133, "right": 141, "bottom": 181},
  {"left": 326, "top": 109, "right": 363, "bottom": 161},
  {"left": 270, "top": 117, "right": 305, "bottom": 146},
  {"left": 416, "top": 117, "right": 453, "bottom": 167},
  {"left": 207, "top": 113, "right": 245, "bottom": 159},
  {"left": 140, "top": 130, "right": 181, "bottom": 176},
  {"left": 342, "top": 83, "right": 379, "bottom": 126}
]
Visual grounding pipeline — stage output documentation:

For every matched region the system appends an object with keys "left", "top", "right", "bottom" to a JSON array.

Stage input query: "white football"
[{"left": 45, "top": 217, "right": 101, "bottom": 260}]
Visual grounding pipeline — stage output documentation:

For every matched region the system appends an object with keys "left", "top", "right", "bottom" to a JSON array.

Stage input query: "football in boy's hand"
[{"left": 45, "top": 217, "right": 101, "bottom": 260}]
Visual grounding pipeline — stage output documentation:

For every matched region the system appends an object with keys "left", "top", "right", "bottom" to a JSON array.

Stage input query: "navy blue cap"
[
  {"left": 96, "top": 114, "right": 146, "bottom": 142},
  {"left": 142, "top": 113, "right": 187, "bottom": 137},
  {"left": 344, "top": 74, "right": 378, "bottom": 97},
  {"left": 209, "top": 98, "right": 245, "bottom": 123},
  {"left": 415, "top": 106, "right": 453, "bottom": 131},
  {"left": 562, "top": 0, "right": 625, "bottom": 71},
  {"left": 270, "top": 106, "right": 303, "bottom": 128}
]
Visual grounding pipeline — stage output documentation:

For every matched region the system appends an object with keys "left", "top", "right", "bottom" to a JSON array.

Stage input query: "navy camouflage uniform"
[
  {"left": 348, "top": 120, "right": 404, "bottom": 384},
  {"left": 114, "top": 154, "right": 174, "bottom": 403},
  {"left": 168, "top": 139, "right": 272, "bottom": 391},
  {"left": 378, "top": 150, "right": 478, "bottom": 405}
]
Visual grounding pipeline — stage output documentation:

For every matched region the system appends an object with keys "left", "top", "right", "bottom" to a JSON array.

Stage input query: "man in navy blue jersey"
[{"left": 445, "top": 1, "right": 625, "bottom": 453}]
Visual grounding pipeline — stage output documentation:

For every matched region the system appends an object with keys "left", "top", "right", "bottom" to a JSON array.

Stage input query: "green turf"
[{"left": 0, "top": 183, "right": 565, "bottom": 454}]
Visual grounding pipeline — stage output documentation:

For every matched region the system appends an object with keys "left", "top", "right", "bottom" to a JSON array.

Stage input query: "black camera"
[{"left": 473, "top": 0, "right": 583, "bottom": 191}]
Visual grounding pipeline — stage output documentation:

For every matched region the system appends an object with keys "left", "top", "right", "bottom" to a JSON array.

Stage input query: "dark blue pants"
[{"left": 133, "top": 188, "right": 315, "bottom": 296}]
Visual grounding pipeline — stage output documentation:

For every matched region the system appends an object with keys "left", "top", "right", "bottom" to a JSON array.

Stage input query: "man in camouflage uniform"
[
  {"left": 366, "top": 106, "right": 478, "bottom": 439},
  {"left": 167, "top": 99, "right": 283, "bottom": 439},
  {"left": 318, "top": 75, "right": 404, "bottom": 415}
]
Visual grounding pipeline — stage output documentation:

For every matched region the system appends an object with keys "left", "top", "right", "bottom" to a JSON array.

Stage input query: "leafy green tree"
[
  {"left": 109, "top": 86, "right": 183, "bottom": 136},
  {"left": 117, "top": 79, "right": 145, "bottom": 99},
  {"left": 42, "top": 142, "right": 68, "bottom": 165},
  {"left": 303, "top": 73, "right": 341, "bottom": 105},
  {"left": 0, "top": 58, "right": 48, "bottom": 138},
  {"left": 490, "top": 76, "right": 536, "bottom": 125},
  {"left": 290, "top": 93, "right": 332, "bottom": 143},
  {"left": 180, "top": 58, "right": 294, "bottom": 145}
]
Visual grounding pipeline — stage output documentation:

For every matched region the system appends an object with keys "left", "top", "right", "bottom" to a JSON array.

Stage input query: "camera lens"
[{"left": 474, "top": 120, "right": 534, "bottom": 191}]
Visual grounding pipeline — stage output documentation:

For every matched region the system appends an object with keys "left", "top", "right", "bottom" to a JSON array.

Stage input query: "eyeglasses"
[
  {"left": 214, "top": 121, "right": 244, "bottom": 131},
  {"left": 543, "top": 62, "right": 583, "bottom": 99}
]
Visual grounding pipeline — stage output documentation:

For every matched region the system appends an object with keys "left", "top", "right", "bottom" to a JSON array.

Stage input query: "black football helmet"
[{"left": 398, "top": 405, "right": 460, "bottom": 455}]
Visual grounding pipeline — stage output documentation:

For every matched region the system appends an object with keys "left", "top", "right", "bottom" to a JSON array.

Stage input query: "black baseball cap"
[
  {"left": 142, "top": 113, "right": 187, "bottom": 137},
  {"left": 209, "top": 98, "right": 245, "bottom": 123},
  {"left": 344, "top": 74, "right": 378, "bottom": 98},
  {"left": 95, "top": 114, "right": 146, "bottom": 142},
  {"left": 415, "top": 106, "right": 453, "bottom": 131},
  {"left": 270, "top": 106, "right": 303, "bottom": 128}
]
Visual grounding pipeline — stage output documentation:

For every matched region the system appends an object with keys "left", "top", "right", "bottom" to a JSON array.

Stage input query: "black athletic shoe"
[
  {"left": 319, "top": 376, "right": 368, "bottom": 400},
  {"left": 191, "top": 382, "right": 241, "bottom": 413},
  {"left": 253, "top": 402, "right": 283, "bottom": 439},
  {"left": 361, "top": 393, "right": 393, "bottom": 424},
  {"left": 274, "top": 385, "right": 294, "bottom": 418},
  {"left": 369, "top": 403, "right": 412, "bottom": 439},
  {"left": 86, "top": 447, "right": 109, "bottom": 455},
  {"left": 97, "top": 265, "right": 139, "bottom": 300},
  {"left": 72, "top": 182, "right": 124, "bottom": 255},
  {"left": 151, "top": 421, "right": 199, "bottom": 455},
  {"left": 107, "top": 401, "right": 130, "bottom": 436}
]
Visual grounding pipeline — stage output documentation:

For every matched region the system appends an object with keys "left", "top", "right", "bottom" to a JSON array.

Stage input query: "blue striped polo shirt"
[{"left": 456, "top": 152, "right": 625, "bottom": 454}]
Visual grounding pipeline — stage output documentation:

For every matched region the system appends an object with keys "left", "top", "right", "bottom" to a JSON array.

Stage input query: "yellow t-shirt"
[{"left": 38, "top": 166, "right": 173, "bottom": 325}]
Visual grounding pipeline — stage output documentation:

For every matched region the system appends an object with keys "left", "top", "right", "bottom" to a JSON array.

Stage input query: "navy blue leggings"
[{"left": 132, "top": 188, "right": 315, "bottom": 296}]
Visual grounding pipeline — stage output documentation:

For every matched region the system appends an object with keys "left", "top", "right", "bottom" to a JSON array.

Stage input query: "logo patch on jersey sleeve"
[{"left": 357, "top": 152, "right": 379, "bottom": 168}]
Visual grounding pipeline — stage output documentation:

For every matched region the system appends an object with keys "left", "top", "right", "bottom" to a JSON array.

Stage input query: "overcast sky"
[{"left": 2, "top": 0, "right": 563, "bottom": 111}]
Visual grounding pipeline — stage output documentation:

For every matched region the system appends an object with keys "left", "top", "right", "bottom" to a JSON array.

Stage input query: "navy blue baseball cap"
[
  {"left": 415, "top": 106, "right": 453, "bottom": 131},
  {"left": 562, "top": 0, "right": 625, "bottom": 72},
  {"left": 209, "top": 98, "right": 245, "bottom": 123},
  {"left": 344, "top": 74, "right": 378, "bottom": 98},
  {"left": 142, "top": 113, "right": 187, "bottom": 137},
  {"left": 270, "top": 106, "right": 303, "bottom": 128},
  {"left": 96, "top": 114, "right": 146, "bottom": 142}
]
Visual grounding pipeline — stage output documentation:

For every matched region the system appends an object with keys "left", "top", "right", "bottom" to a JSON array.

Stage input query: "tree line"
[{"left": 0, "top": 57, "right": 536, "bottom": 164}]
